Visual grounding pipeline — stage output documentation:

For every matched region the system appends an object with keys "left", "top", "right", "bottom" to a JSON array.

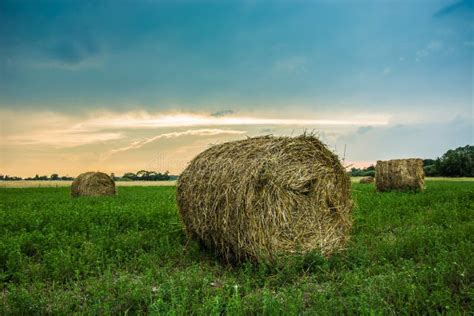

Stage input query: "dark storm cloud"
[
  {"left": 434, "top": 0, "right": 474, "bottom": 18},
  {"left": 0, "top": 0, "right": 471, "bottom": 120},
  {"left": 211, "top": 110, "right": 235, "bottom": 117},
  {"left": 0, "top": 0, "right": 103, "bottom": 66}
]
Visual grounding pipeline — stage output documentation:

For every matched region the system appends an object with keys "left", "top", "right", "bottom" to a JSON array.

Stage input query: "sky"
[{"left": 0, "top": 0, "right": 472, "bottom": 177}]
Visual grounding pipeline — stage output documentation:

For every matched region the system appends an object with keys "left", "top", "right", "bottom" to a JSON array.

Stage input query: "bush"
[{"left": 424, "top": 165, "right": 438, "bottom": 177}]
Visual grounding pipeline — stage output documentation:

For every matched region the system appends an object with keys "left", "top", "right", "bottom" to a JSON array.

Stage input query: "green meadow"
[{"left": 1, "top": 181, "right": 473, "bottom": 314}]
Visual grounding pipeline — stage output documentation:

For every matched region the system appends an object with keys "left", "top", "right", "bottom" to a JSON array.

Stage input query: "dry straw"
[
  {"left": 375, "top": 159, "right": 424, "bottom": 192},
  {"left": 71, "top": 172, "right": 116, "bottom": 197},
  {"left": 177, "top": 135, "right": 353, "bottom": 263},
  {"left": 359, "top": 176, "right": 375, "bottom": 184}
]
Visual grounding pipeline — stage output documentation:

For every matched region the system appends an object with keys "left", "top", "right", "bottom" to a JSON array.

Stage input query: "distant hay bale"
[
  {"left": 359, "top": 176, "right": 374, "bottom": 184},
  {"left": 177, "top": 135, "right": 353, "bottom": 263},
  {"left": 71, "top": 172, "right": 116, "bottom": 197},
  {"left": 375, "top": 159, "right": 424, "bottom": 192}
]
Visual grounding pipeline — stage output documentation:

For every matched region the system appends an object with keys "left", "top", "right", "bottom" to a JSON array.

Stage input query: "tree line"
[
  {"left": 0, "top": 170, "right": 177, "bottom": 181},
  {"left": 2, "top": 145, "right": 472, "bottom": 181},
  {"left": 116, "top": 170, "right": 177, "bottom": 181},
  {"left": 0, "top": 174, "right": 75, "bottom": 181},
  {"left": 350, "top": 145, "right": 473, "bottom": 177},
  {"left": 423, "top": 145, "right": 473, "bottom": 177}
]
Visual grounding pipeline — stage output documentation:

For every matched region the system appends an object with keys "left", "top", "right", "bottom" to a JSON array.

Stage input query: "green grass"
[{"left": 1, "top": 182, "right": 473, "bottom": 314}]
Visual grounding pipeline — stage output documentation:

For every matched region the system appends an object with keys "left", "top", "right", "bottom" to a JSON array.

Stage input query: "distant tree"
[
  {"left": 119, "top": 170, "right": 171, "bottom": 181},
  {"left": 122, "top": 172, "right": 137, "bottom": 180},
  {"left": 423, "top": 159, "right": 439, "bottom": 176},
  {"left": 423, "top": 164, "right": 438, "bottom": 177},
  {"left": 435, "top": 145, "right": 473, "bottom": 177},
  {"left": 50, "top": 173, "right": 59, "bottom": 180},
  {"left": 350, "top": 166, "right": 375, "bottom": 177},
  {"left": 137, "top": 170, "right": 150, "bottom": 180},
  {"left": 2, "top": 174, "right": 23, "bottom": 181},
  {"left": 423, "top": 159, "right": 436, "bottom": 167}
]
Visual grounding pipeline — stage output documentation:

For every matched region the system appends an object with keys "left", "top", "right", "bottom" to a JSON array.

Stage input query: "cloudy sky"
[{"left": 0, "top": 0, "right": 472, "bottom": 177}]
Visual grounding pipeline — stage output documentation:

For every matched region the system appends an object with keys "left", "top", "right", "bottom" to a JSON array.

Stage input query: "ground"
[{"left": 0, "top": 181, "right": 473, "bottom": 314}]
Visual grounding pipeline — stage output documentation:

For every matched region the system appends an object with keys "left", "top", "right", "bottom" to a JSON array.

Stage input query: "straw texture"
[
  {"left": 71, "top": 172, "right": 116, "bottom": 197},
  {"left": 359, "top": 176, "right": 375, "bottom": 184},
  {"left": 177, "top": 135, "right": 353, "bottom": 263},
  {"left": 375, "top": 159, "right": 424, "bottom": 192}
]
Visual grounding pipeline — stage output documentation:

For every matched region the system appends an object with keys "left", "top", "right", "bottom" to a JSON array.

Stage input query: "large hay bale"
[
  {"left": 71, "top": 172, "right": 116, "bottom": 197},
  {"left": 177, "top": 135, "right": 352, "bottom": 263},
  {"left": 375, "top": 159, "right": 424, "bottom": 192},
  {"left": 359, "top": 176, "right": 374, "bottom": 184}
]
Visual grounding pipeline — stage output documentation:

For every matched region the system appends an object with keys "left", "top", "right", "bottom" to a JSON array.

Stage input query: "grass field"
[{"left": 1, "top": 181, "right": 473, "bottom": 314}]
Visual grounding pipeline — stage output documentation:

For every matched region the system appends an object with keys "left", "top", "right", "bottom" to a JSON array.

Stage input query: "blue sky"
[{"left": 0, "top": 0, "right": 472, "bottom": 176}]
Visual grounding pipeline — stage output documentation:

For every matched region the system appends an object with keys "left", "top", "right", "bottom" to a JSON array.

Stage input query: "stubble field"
[{"left": 0, "top": 181, "right": 473, "bottom": 314}]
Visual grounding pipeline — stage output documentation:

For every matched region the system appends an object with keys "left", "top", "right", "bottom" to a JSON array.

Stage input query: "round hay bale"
[
  {"left": 177, "top": 135, "right": 352, "bottom": 263},
  {"left": 71, "top": 172, "right": 116, "bottom": 197},
  {"left": 359, "top": 176, "right": 374, "bottom": 184}
]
